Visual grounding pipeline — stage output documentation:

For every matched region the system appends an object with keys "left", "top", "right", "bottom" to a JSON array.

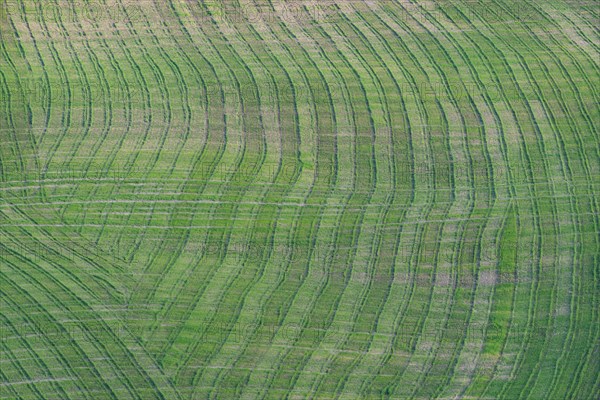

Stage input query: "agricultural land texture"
[{"left": 0, "top": 0, "right": 599, "bottom": 399}]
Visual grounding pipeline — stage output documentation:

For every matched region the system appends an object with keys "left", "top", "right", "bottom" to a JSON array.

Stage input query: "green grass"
[{"left": 1, "top": 0, "right": 599, "bottom": 399}]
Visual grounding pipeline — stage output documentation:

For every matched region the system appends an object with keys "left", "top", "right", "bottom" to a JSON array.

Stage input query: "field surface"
[{"left": 1, "top": 1, "right": 599, "bottom": 399}]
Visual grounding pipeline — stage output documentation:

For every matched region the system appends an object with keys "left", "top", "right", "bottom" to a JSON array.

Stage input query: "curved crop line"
[
  {"left": 0, "top": 19, "right": 42, "bottom": 194},
  {"left": 5, "top": 203, "right": 127, "bottom": 279},
  {"left": 146, "top": 10, "right": 269, "bottom": 366},
  {"left": 462, "top": 14, "right": 550, "bottom": 400},
  {"left": 420, "top": 2, "right": 556, "bottom": 396},
  {"left": 56, "top": 4, "right": 119, "bottom": 238},
  {"left": 368, "top": 3, "right": 474, "bottom": 396},
  {"left": 0, "top": 72, "right": 7, "bottom": 179},
  {"left": 171, "top": 0, "right": 311, "bottom": 392},
  {"left": 121, "top": 0, "right": 235, "bottom": 366},
  {"left": 1, "top": 0, "right": 597, "bottom": 398},
  {"left": 56, "top": 1, "right": 112, "bottom": 169},
  {"left": 116, "top": 1, "right": 203, "bottom": 322},
  {"left": 471, "top": 3, "right": 596, "bottom": 398},
  {"left": 0, "top": 67, "right": 26, "bottom": 182},
  {"left": 188, "top": 5, "right": 338, "bottom": 396},
  {"left": 400, "top": 3, "right": 523, "bottom": 397},
  {"left": 28, "top": 3, "right": 74, "bottom": 200},
  {"left": 0, "top": 365, "right": 23, "bottom": 399},
  {"left": 552, "top": 2, "right": 600, "bottom": 62},
  {"left": 97, "top": 4, "right": 156, "bottom": 262},
  {"left": 0, "top": 204, "right": 180, "bottom": 398},
  {"left": 0, "top": 231, "right": 115, "bottom": 307},
  {"left": 75, "top": 47, "right": 132, "bottom": 245},
  {"left": 108, "top": 19, "right": 214, "bottom": 316},
  {"left": 340, "top": 6, "right": 443, "bottom": 397},
  {"left": 286, "top": 5, "right": 408, "bottom": 397},
  {"left": 0, "top": 297, "right": 72, "bottom": 399},
  {"left": 133, "top": 0, "right": 222, "bottom": 358},
  {"left": 1, "top": 241, "right": 180, "bottom": 399},
  {"left": 496, "top": 22, "right": 584, "bottom": 400},
  {"left": 244, "top": 9, "right": 372, "bottom": 400},
  {"left": 288, "top": 28, "right": 378, "bottom": 400},
  {"left": 0, "top": 332, "right": 53, "bottom": 398},
  {"left": 429, "top": 5, "right": 541, "bottom": 398},
  {"left": 509, "top": 2, "right": 599, "bottom": 397},
  {"left": 39, "top": 5, "right": 97, "bottom": 224},
  {"left": 0, "top": 3, "right": 35, "bottom": 182},
  {"left": 137, "top": 17, "right": 264, "bottom": 363},
  {"left": 329, "top": 7, "right": 429, "bottom": 398},
  {"left": 2, "top": 209, "right": 122, "bottom": 299},
  {"left": 62, "top": 1, "right": 139, "bottom": 242},
  {"left": 100, "top": 0, "right": 176, "bottom": 265},
  {"left": 284, "top": 19, "right": 378, "bottom": 393},
  {"left": 0, "top": 70, "right": 25, "bottom": 189},
  {"left": 1, "top": 260, "right": 123, "bottom": 399},
  {"left": 382, "top": 7, "right": 478, "bottom": 399},
  {"left": 128, "top": 26, "right": 233, "bottom": 307},
  {"left": 0, "top": 291, "right": 107, "bottom": 400},
  {"left": 127, "top": 0, "right": 263, "bottom": 385},
  {"left": 207, "top": 2, "right": 346, "bottom": 397},
  {"left": 427, "top": 3, "right": 523, "bottom": 395},
  {"left": 306, "top": 8, "right": 413, "bottom": 399}
]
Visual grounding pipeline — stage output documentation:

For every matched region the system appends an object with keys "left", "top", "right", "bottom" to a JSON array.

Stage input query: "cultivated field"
[{"left": 0, "top": 0, "right": 598, "bottom": 399}]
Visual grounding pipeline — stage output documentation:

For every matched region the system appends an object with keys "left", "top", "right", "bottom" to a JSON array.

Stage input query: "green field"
[{"left": 1, "top": 1, "right": 598, "bottom": 398}]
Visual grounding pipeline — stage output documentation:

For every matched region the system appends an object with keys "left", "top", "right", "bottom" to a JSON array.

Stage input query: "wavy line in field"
[
  {"left": 360, "top": 3, "right": 478, "bottom": 396},
  {"left": 185, "top": 2, "right": 344, "bottom": 396},
  {"left": 489, "top": 8, "right": 589, "bottom": 400},
  {"left": 408, "top": 5, "right": 528, "bottom": 396},
  {"left": 85, "top": 0, "right": 278, "bottom": 388},
  {"left": 0, "top": 200, "right": 185, "bottom": 396},
  {"left": 146, "top": 18, "right": 274, "bottom": 376},
  {"left": 128, "top": 0, "right": 230, "bottom": 366},
  {"left": 284, "top": 4, "right": 426, "bottom": 398},
  {"left": 420, "top": 3, "right": 525, "bottom": 397},
  {"left": 113, "top": 1, "right": 209, "bottom": 325},
  {"left": 514, "top": 2, "right": 599, "bottom": 397},
  {"left": 3, "top": 238, "right": 164, "bottom": 397},
  {"left": 466, "top": 3, "right": 592, "bottom": 396},
  {"left": 232, "top": 14, "right": 368, "bottom": 400},
  {"left": 400, "top": 2, "right": 552, "bottom": 396},
  {"left": 152, "top": 0, "right": 312, "bottom": 390},
  {"left": 183, "top": 5, "right": 342, "bottom": 396}
]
